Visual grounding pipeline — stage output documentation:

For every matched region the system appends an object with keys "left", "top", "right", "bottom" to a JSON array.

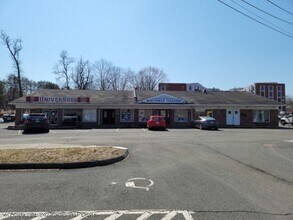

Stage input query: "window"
[
  {"left": 160, "top": 85, "right": 166, "bottom": 91},
  {"left": 174, "top": 109, "right": 188, "bottom": 123},
  {"left": 268, "top": 85, "right": 274, "bottom": 99},
  {"left": 277, "top": 85, "right": 282, "bottom": 102},
  {"left": 63, "top": 109, "right": 77, "bottom": 125},
  {"left": 139, "top": 110, "right": 152, "bottom": 122},
  {"left": 253, "top": 110, "right": 270, "bottom": 123},
  {"left": 260, "top": 85, "right": 265, "bottom": 97},
  {"left": 120, "top": 109, "right": 134, "bottom": 122},
  {"left": 82, "top": 109, "right": 97, "bottom": 123}
]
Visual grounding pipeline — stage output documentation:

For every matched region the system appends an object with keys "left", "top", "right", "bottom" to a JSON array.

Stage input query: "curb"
[{"left": 0, "top": 147, "right": 129, "bottom": 170}]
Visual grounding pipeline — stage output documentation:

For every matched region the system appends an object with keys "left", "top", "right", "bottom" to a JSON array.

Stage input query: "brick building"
[
  {"left": 10, "top": 89, "right": 281, "bottom": 128},
  {"left": 158, "top": 83, "right": 186, "bottom": 91},
  {"left": 244, "top": 82, "right": 286, "bottom": 111},
  {"left": 159, "top": 83, "right": 219, "bottom": 92}
]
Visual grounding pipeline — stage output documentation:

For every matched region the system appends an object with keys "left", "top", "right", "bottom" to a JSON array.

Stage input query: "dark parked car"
[
  {"left": 24, "top": 114, "right": 50, "bottom": 133},
  {"left": 3, "top": 114, "right": 15, "bottom": 122},
  {"left": 192, "top": 116, "right": 219, "bottom": 130}
]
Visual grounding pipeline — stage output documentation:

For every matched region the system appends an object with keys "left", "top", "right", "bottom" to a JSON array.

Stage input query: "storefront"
[{"left": 10, "top": 89, "right": 281, "bottom": 128}]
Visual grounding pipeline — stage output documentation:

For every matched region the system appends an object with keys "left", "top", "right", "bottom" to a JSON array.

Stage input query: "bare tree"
[
  {"left": 53, "top": 50, "right": 75, "bottom": 89},
  {"left": 36, "top": 81, "right": 60, "bottom": 90},
  {"left": 94, "top": 59, "right": 133, "bottom": 91},
  {"left": 5, "top": 74, "right": 20, "bottom": 102},
  {"left": 0, "top": 31, "right": 23, "bottom": 97},
  {"left": 119, "top": 69, "right": 133, "bottom": 90},
  {"left": 0, "top": 80, "right": 6, "bottom": 109},
  {"left": 71, "top": 57, "right": 94, "bottom": 90},
  {"left": 108, "top": 67, "right": 133, "bottom": 90},
  {"left": 94, "top": 59, "right": 113, "bottom": 90},
  {"left": 21, "top": 77, "right": 37, "bottom": 95},
  {"left": 286, "top": 95, "right": 293, "bottom": 113},
  {"left": 131, "top": 66, "right": 167, "bottom": 90}
]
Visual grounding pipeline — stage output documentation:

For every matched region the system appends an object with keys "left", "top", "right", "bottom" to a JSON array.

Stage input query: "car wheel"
[
  {"left": 281, "top": 120, "right": 286, "bottom": 126},
  {"left": 214, "top": 127, "right": 218, "bottom": 131}
]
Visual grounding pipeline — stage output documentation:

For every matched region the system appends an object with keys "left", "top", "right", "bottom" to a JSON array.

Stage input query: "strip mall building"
[{"left": 10, "top": 89, "right": 281, "bottom": 128}]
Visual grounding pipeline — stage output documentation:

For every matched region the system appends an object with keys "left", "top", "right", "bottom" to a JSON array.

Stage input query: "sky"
[{"left": 0, "top": 0, "right": 293, "bottom": 96}]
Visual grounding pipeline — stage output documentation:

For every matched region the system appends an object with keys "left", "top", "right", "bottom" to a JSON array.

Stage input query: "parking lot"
[{"left": 0, "top": 123, "right": 293, "bottom": 219}]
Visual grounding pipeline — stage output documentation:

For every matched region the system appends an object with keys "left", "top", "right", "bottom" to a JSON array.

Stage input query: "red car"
[{"left": 147, "top": 116, "right": 166, "bottom": 130}]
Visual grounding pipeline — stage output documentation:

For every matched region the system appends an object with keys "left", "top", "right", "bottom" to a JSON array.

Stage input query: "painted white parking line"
[
  {"left": 18, "top": 130, "right": 21, "bottom": 135},
  {"left": 136, "top": 212, "right": 153, "bottom": 220},
  {"left": 0, "top": 210, "right": 195, "bottom": 219},
  {"left": 0, "top": 214, "right": 9, "bottom": 220},
  {"left": 31, "top": 216, "right": 47, "bottom": 220},
  {"left": 162, "top": 211, "right": 177, "bottom": 220},
  {"left": 104, "top": 212, "right": 124, "bottom": 220},
  {"left": 116, "top": 128, "right": 119, "bottom": 132},
  {"left": 69, "top": 214, "right": 89, "bottom": 220},
  {"left": 284, "top": 140, "right": 293, "bottom": 142},
  {"left": 182, "top": 210, "right": 194, "bottom": 220}
]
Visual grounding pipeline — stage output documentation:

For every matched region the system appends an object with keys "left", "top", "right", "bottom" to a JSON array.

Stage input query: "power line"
[
  {"left": 230, "top": 0, "right": 293, "bottom": 36},
  {"left": 217, "top": 0, "right": 293, "bottom": 39},
  {"left": 240, "top": 0, "right": 293, "bottom": 25},
  {"left": 266, "top": 0, "right": 293, "bottom": 16}
]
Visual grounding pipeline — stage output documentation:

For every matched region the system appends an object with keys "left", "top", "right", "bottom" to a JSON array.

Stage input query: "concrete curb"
[{"left": 0, "top": 147, "right": 129, "bottom": 170}]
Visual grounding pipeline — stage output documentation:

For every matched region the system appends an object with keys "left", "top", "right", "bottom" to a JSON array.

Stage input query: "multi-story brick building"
[
  {"left": 158, "top": 83, "right": 186, "bottom": 91},
  {"left": 159, "top": 83, "right": 219, "bottom": 92},
  {"left": 244, "top": 82, "right": 286, "bottom": 111}
]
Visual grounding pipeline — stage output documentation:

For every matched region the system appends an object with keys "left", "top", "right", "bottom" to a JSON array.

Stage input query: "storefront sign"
[
  {"left": 141, "top": 94, "right": 187, "bottom": 104},
  {"left": 26, "top": 96, "right": 90, "bottom": 103}
]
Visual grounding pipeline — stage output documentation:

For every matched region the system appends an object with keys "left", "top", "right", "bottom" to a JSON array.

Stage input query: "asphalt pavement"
[{"left": 0, "top": 123, "right": 292, "bottom": 219}]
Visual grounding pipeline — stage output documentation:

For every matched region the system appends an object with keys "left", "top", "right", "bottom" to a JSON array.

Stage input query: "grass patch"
[{"left": 0, "top": 147, "right": 126, "bottom": 164}]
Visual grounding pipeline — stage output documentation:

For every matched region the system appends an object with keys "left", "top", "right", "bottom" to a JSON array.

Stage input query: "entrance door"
[
  {"left": 103, "top": 110, "right": 115, "bottom": 124},
  {"left": 156, "top": 110, "right": 171, "bottom": 124},
  {"left": 226, "top": 109, "right": 240, "bottom": 126},
  {"left": 43, "top": 109, "right": 58, "bottom": 126}
]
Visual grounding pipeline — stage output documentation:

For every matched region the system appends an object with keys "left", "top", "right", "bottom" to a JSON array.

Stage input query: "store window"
[
  {"left": 253, "top": 110, "right": 270, "bottom": 123},
  {"left": 63, "top": 109, "right": 77, "bottom": 125},
  {"left": 43, "top": 109, "right": 58, "bottom": 125},
  {"left": 174, "top": 109, "right": 188, "bottom": 123},
  {"left": 82, "top": 109, "right": 97, "bottom": 123},
  {"left": 139, "top": 110, "right": 152, "bottom": 122},
  {"left": 120, "top": 109, "right": 134, "bottom": 122}
]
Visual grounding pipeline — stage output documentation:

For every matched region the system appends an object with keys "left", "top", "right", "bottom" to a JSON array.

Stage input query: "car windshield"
[
  {"left": 29, "top": 114, "right": 46, "bottom": 118},
  {"left": 152, "top": 117, "right": 163, "bottom": 121},
  {"left": 201, "top": 117, "right": 216, "bottom": 121}
]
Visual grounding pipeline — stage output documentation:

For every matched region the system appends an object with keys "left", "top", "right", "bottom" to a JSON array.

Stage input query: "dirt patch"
[{"left": 0, "top": 147, "right": 126, "bottom": 164}]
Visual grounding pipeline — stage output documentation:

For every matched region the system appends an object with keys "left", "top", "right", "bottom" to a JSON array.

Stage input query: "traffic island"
[{"left": 0, "top": 146, "right": 129, "bottom": 169}]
